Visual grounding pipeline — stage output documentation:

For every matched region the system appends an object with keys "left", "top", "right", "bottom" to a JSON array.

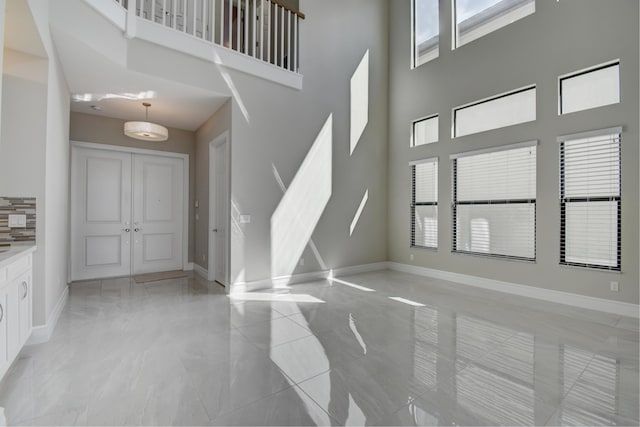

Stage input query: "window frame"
[
  {"left": 451, "top": 141, "right": 537, "bottom": 261},
  {"left": 412, "top": 0, "right": 440, "bottom": 69},
  {"left": 452, "top": 85, "right": 536, "bottom": 138},
  {"left": 558, "top": 60, "right": 620, "bottom": 115},
  {"left": 558, "top": 127, "right": 622, "bottom": 271},
  {"left": 412, "top": 114, "right": 439, "bottom": 147},
  {"left": 410, "top": 157, "right": 439, "bottom": 250}
]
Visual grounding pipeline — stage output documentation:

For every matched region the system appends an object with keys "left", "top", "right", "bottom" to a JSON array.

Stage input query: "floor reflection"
[{"left": 0, "top": 271, "right": 636, "bottom": 426}]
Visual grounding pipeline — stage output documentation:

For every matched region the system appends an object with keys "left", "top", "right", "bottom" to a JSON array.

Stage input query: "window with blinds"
[
  {"left": 560, "top": 62, "right": 620, "bottom": 115},
  {"left": 559, "top": 129, "right": 621, "bottom": 271},
  {"left": 452, "top": 142, "right": 537, "bottom": 260},
  {"left": 412, "top": 115, "right": 439, "bottom": 147},
  {"left": 411, "top": 158, "right": 438, "bottom": 249},
  {"left": 454, "top": 86, "right": 536, "bottom": 138}
]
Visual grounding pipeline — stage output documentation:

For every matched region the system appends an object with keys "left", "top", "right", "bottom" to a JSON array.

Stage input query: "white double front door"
[{"left": 71, "top": 146, "right": 185, "bottom": 281}]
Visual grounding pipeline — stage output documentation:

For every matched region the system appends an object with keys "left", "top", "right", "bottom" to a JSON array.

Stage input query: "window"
[
  {"left": 454, "top": 86, "right": 536, "bottom": 138},
  {"left": 413, "top": 0, "right": 439, "bottom": 67},
  {"left": 411, "top": 158, "right": 438, "bottom": 249},
  {"left": 559, "top": 128, "right": 621, "bottom": 271},
  {"left": 452, "top": 142, "right": 536, "bottom": 260},
  {"left": 560, "top": 62, "right": 620, "bottom": 115},
  {"left": 412, "top": 115, "right": 439, "bottom": 147},
  {"left": 454, "top": 0, "right": 535, "bottom": 48}
]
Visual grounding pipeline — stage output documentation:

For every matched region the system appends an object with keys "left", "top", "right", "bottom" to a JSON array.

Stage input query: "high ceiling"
[{"left": 4, "top": 0, "right": 229, "bottom": 132}]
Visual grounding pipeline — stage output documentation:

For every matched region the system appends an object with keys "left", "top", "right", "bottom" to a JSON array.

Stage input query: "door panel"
[
  {"left": 133, "top": 154, "right": 184, "bottom": 274},
  {"left": 71, "top": 148, "right": 132, "bottom": 281},
  {"left": 210, "top": 139, "right": 228, "bottom": 285}
]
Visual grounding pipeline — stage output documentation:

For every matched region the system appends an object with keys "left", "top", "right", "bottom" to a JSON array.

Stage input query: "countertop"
[{"left": 0, "top": 243, "right": 37, "bottom": 270}]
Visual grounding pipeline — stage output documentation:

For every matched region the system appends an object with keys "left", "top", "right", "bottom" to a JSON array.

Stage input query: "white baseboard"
[
  {"left": 184, "top": 262, "right": 194, "bottom": 271},
  {"left": 230, "top": 262, "right": 389, "bottom": 294},
  {"left": 26, "top": 285, "right": 69, "bottom": 346},
  {"left": 388, "top": 262, "right": 639, "bottom": 319},
  {"left": 193, "top": 263, "right": 208, "bottom": 279}
]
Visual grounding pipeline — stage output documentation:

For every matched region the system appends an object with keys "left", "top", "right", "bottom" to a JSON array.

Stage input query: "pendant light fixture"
[{"left": 124, "top": 102, "right": 169, "bottom": 142}]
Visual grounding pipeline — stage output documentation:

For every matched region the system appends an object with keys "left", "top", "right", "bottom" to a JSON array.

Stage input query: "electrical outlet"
[
  {"left": 202, "top": 254, "right": 206, "bottom": 262},
  {"left": 610, "top": 281, "right": 619, "bottom": 292},
  {"left": 410, "top": 254, "right": 414, "bottom": 261},
  {"left": 195, "top": 213, "right": 199, "bottom": 221},
  {"left": 299, "top": 258, "right": 304, "bottom": 266}
]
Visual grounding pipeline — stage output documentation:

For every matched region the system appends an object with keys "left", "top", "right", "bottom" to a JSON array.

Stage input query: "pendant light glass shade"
[{"left": 124, "top": 103, "right": 168, "bottom": 142}]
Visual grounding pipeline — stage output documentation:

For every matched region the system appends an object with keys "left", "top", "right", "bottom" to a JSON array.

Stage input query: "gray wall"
[
  {"left": 194, "top": 99, "right": 232, "bottom": 270},
  {"left": 69, "top": 112, "right": 197, "bottom": 263},
  {"left": 223, "top": 0, "right": 389, "bottom": 285},
  {"left": 388, "top": 0, "right": 639, "bottom": 304}
]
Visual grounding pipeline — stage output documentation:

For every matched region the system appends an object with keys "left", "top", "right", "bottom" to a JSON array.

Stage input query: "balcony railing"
[{"left": 115, "top": 0, "right": 303, "bottom": 73}]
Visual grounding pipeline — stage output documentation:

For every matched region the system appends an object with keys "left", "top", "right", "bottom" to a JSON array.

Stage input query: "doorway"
[
  {"left": 70, "top": 144, "right": 188, "bottom": 281},
  {"left": 208, "top": 132, "right": 230, "bottom": 287}
]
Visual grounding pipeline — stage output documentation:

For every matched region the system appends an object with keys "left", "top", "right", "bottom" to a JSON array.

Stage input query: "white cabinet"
[{"left": 0, "top": 250, "right": 33, "bottom": 380}]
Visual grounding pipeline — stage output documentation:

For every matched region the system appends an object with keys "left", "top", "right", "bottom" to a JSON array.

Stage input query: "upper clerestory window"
[
  {"left": 413, "top": 0, "right": 439, "bottom": 68},
  {"left": 454, "top": 0, "right": 535, "bottom": 48}
]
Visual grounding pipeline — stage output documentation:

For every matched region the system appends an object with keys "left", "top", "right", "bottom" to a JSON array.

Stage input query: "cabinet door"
[
  {"left": 17, "top": 274, "right": 31, "bottom": 346},
  {"left": 6, "top": 281, "right": 20, "bottom": 361},
  {"left": 0, "top": 293, "right": 8, "bottom": 373}
]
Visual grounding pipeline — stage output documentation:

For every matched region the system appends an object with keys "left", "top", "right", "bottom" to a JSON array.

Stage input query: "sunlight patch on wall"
[
  {"left": 349, "top": 189, "right": 369, "bottom": 236},
  {"left": 271, "top": 115, "right": 333, "bottom": 280},
  {"left": 350, "top": 50, "right": 369, "bottom": 155},
  {"left": 272, "top": 164, "right": 328, "bottom": 271}
]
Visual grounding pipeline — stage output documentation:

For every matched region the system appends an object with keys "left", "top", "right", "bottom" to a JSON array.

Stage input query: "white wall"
[
  {"left": 0, "top": 0, "right": 6, "bottom": 147},
  {"left": 224, "top": 0, "right": 390, "bottom": 287}
]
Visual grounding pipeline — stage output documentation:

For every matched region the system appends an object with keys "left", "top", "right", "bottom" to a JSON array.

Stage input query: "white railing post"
[
  {"left": 192, "top": 0, "right": 197, "bottom": 36},
  {"left": 220, "top": 0, "right": 225, "bottom": 46},
  {"left": 252, "top": 0, "right": 257, "bottom": 57},
  {"left": 259, "top": 0, "right": 264, "bottom": 59},
  {"left": 236, "top": 0, "right": 241, "bottom": 52},
  {"left": 182, "top": 0, "right": 187, "bottom": 32},
  {"left": 162, "top": 0, "right": 167, "bottom": 26},
  {"left": 244, "top": 0, "right": 249, "bottom": 54},
  {"left": 294, "top": 14, "right": 298, "bottom": 72},
  {"left": 125, "top": 0, "right": 138, "bottom": 38},
  {"left": 267, "top": 1, "right": 272, "bottom": 63},
  {"left": 172, "top": 0, "right": 177, "bottom": 28},
  {"left": 279, "top": 5, "right": 284, "bottom": 67},
  {"left": 210, "top": 0, "right": 216, "bottom": 43},
  {"left": 287, "top": 10, "right": 291, "bottom": 70}
]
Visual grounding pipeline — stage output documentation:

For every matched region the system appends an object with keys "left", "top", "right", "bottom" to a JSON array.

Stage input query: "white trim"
[
  {"left": 409, "top": 156, "right": 438, "bottom": 166},
  {"left": 26, "top": 285, "right": 69, "bottom": 346},
  {"left": 230, "top": 262, "right": 390, "bottom": 294},
  {"left": 388, "top": 262, "right": 639, "bottom": 318},
  {"left": 70, "top": 141, "right": 190, "bottom": 272},
  {"left": 209, "top": 131, "right": 231, "bottom": 286},
  {"left": 558, "top": 59, "right": 621, "bottom": 81},
  {"left": 450, "top": 140, "right": 537, "bottom": 159},
  {"left": 557, "top": 126, "right": 623, "bottom": 143},
  {"left": 193, "top": 263, "right": 208, "bottom": 279}
]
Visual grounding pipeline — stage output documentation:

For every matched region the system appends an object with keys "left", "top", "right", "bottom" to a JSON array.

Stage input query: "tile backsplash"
[{"left": 0, "top": 197, "right": 36, "bottom": 243}]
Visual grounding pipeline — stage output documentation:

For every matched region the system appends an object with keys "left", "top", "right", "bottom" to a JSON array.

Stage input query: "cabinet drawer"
[{"left": 7, "top": 255, "right": 31, "bottom": 281}]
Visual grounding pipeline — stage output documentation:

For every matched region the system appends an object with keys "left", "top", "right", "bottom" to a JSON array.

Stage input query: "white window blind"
[
  {"left": 452, "top": 142, "right": 536, "bottom": 260},
  {"left": 411, "top": 158, "right": 438, "bottom": 248},
  {"left": 560, "top": 62, "right": 620, "bottom": 115},
  {"left": 413, "top": 0, "right": 439, "bottom": 67},
  {"left": 413, "top": 115, "right": 439, "bottom": 147},
  {"left": 454, "top": 86, "right": 536, "bottom": 137},
  {"left": 454, "top": 0, "right": 535, "bottom": 48},
  {"left": 560, "top": 129, "right": 621, "bottom": 270}
]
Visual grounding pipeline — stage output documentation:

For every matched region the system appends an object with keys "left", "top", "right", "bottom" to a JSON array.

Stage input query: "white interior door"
[
  {"left": 132, "top": 154, "right": 184, "bottom": 275},
  {"left": 209, "top": 134, "right": 229, "bottom": 285},
  {"left": 71, "top": 147, "right": 132, "bottom": 281}
]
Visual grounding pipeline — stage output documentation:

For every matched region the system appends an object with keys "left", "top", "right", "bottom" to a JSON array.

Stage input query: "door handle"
[
  {"left": 22, "top": 281, "right": 28, "bottom": 299},
  {"left": 122, "top": 228, "right": 131, "bottom": 232},
  {"left": 212, "top": 229, "right": 218, "bottom": 232},
  {"left": 134, "top": 228, "right": 143, "bottom": 232}
]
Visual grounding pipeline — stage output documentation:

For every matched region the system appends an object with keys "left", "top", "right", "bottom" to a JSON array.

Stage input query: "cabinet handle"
[
  {"left": 22, "top": 281, "right": 28, "bottom": 299},
  {"left": 122, "top": 228, "right": 131, "bottom": 233},
  {"left": 0, "top": 303, "right": 3, "bottom": 323},
  {"left": 134, "top": 228, "right": 143, "bottom": 232}
]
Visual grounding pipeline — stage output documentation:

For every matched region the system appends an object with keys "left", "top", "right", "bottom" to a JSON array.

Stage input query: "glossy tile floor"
[{"left": 0, "top": 270, "right": 638, "bottom": 426}]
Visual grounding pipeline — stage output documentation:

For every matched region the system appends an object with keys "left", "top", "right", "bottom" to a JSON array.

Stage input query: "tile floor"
[{"left": 0, "top": 270, "right": 637, "bottom": 426}]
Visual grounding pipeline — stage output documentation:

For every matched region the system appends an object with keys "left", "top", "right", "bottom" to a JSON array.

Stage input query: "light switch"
[
  {"left": 239, "top": 215, "right": 251, "bottom": 224},
  {"left": 8, "top": 214, "right": 27, "bottom": 228}
]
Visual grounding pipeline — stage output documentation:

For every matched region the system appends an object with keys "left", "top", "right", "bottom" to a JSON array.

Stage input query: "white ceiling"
[{"left": 50, "top": 25, "right": 228, "bottom": 132}]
